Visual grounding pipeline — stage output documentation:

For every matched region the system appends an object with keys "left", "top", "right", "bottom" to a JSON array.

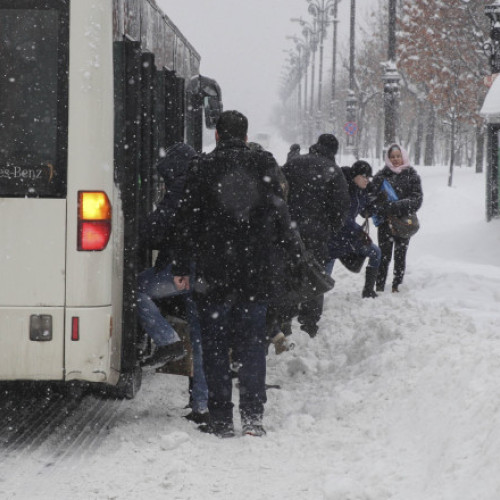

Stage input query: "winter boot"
[
  {"left": 198, "top": 420, "right": 235, "bottom": 438},
  {"left": 184, "top": 410, "right": 210, "bottom": 425},
  {"left": 362, "top": 267, "right": 379, "bottom": 299},
  {"left": 241, "top": 415, "right": 266, "bottom": 437},
  {"left": 242, "top": 422, "right": 267, "bottom": 437},
  {"left": 141, "top": 341, "right": 186, "bottom": 368},
  {"left": 300, "top": 323, "right": 319, "bottom": 338},
  {"left": 271, "top": 332, "right": 295, "bottom": 355}
]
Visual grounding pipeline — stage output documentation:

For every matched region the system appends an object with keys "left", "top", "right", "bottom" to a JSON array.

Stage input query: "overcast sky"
[{"left": 158, "top": 0, "right": 381, "bottom": 136}]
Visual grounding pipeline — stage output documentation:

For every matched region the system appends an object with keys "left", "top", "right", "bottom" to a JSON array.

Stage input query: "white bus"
[{"left": 0, "top": 0, "right": 222, "bottom": 398}]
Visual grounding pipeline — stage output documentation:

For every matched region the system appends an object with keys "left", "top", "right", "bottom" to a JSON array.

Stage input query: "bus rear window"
[{"left": 0, "top": 7, "right": 67, "bottom": 197}]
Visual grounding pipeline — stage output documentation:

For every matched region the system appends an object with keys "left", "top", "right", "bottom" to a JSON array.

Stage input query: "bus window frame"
[{"left": 0, "top": 0, "right": 69, "bottom": 198}]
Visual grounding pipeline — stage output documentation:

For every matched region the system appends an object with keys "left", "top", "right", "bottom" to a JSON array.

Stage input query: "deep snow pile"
[{"left": 2, "top": 148, "right": 500, "bottom": 500}]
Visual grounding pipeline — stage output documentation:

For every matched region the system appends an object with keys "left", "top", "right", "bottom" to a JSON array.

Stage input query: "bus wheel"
[{"left": 113, "top": 365, "right": 142, "bottom": 399}]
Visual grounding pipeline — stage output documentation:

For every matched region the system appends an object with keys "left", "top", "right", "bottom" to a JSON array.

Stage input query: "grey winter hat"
[{"left": 316, "top": 134, "right": 339, "bottom": 155}]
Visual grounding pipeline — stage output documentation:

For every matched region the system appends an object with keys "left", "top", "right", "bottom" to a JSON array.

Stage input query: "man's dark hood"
[{"left": 157, "top": 142, "right": 196, "bottom": 183}]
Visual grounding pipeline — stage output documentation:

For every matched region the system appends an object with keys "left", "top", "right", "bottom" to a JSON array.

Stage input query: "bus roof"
[{"left": 113, "top": 0, "right": 201, "bottom": 77}]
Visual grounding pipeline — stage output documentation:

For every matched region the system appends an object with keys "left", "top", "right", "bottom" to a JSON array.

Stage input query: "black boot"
[{"left": 362, "top": 267, "right": 379, "bottom": 298}]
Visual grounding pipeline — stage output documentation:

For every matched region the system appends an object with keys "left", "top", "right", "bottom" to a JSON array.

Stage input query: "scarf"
[{"left": 385, "top": 144, "right": 411, "bottom": 174}]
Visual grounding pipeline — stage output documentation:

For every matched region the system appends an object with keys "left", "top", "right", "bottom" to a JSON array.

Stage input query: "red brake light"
[
  {"left": 78, "top": 191, "right": 112, "bottom": 251},
  {"left": 71, "top": 317, "right": 80, "bottom": 341}
]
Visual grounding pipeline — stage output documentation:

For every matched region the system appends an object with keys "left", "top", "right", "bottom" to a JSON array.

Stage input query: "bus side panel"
[
  {"left": 109, "top": 189, "right": 124, "bottom": 382},
  {"left": 64, "top": 0, "right": 116, "bottom": 380},
  {"left": 0, "top": 308, "right": 64, "bottom": 380}
]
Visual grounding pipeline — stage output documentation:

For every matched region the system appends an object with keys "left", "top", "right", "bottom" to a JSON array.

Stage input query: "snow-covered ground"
[{"left": 2, "top": 141, "right": 500, "bottom": 500}]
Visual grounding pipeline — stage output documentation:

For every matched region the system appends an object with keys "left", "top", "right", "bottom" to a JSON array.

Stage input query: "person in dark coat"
[
  {"left": 282, "top": 133, "right": 350, "bottom": 337},
  {"left": 137, "top": 143, "right": 209, "bottom": 424},
  {"left": 248, "top": 142, "right": 292, "bottom": 353},
  {"left": 171, "top": 110, "right": 292, "bottom": 438},
  {"left": 137, "top": 143, "right": 195, "bottom": 365},
  {"left": 287, "top": 143, "right": 301, "bottom": 161},
  {"left": 370, "top": 143, "right": 423, "bottom": 293},
  {"left": 326, "top": 160, "right": 382, "bottom": 298}
]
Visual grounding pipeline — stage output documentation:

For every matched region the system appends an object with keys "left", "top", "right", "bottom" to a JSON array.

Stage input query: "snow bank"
[{"left": 1, "top": 156, "right": 500, "bottom": 500}]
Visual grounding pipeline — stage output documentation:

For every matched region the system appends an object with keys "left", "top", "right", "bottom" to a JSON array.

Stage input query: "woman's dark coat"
[{"left": 370, "top": 166, "right": 423, "bottom": 218}]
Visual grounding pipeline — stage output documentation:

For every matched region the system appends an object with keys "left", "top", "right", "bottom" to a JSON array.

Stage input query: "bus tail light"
[{"left": 78, "top": 191, "right": 112, "bottom": 251}]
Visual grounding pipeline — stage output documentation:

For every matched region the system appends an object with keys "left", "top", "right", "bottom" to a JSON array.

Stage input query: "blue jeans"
[
  {"left": 137, "top": 265, "right": 180, "bottom": 346},
  {"left": 326, "top": 242, "right": 382, "bottom": 275},
  {"left": 195, "top": 298, "right": 268, "bottom": 425},
  {"left": 137, "top": 264, "right": 208, "bottom": 413}
]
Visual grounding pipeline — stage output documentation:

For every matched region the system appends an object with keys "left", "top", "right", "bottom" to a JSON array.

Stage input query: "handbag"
[
  {"left": 339, "top": 253, "right": 366, "bottom": 273},
  {"left": 387, "top": 213, "right": 420, "bottom": 239},
  {"left": 285, "top": 250, "right": 335, "bottom": 305},
  {"left": 375, "top": 179, "right": 420, "bottom": 239},
  {"left": 339, "top": 221, "right": 371, "bottom": 273}
]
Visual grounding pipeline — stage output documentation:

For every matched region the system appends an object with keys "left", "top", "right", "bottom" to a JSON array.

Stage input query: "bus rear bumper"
[{"left": 0, "top": 306, "right": 116, "bottom": 384}]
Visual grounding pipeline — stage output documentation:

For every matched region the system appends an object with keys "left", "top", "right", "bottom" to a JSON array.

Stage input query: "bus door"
[
  {"left": 113, "top": 38, "right": 144, "bottom": 373},
  {"left": 0, "top": 2, "right": 69, "bottom": 380},
  {"left": 113, "top": 41, "right": 161, "bottom": 372},
  {"left": 165, "top": 70, "right": 186, "bottom": 147}
]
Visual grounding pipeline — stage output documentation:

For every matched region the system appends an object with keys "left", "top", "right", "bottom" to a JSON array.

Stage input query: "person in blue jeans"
[
  {"left": 326, "top": 160, "right": 382, "bottom": 298},
  {"left": 137, "top": 264, "right": 208, "bottom": 421},
  {"left": 137, "top": 143, "right": 208, "bottom": 424}
]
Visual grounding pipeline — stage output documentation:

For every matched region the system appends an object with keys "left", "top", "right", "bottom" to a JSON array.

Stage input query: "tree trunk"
[
  {"left": 414, "top": 102, "right": 424, "bottom": 165},
  {"left": 376, "top": 115, "right": 383, "bottom": 162},
  {"left": 406, "top": 117, "right": 415, "bottom": 154},
  {"left": 475, "top": 125, "right": 485, "bottom": 174},
  {"left": 424, "top": 102, "right": 435, "bottom": 166},
  {"left": 448, "top": 119, "right": 455, "bottom": 187}
]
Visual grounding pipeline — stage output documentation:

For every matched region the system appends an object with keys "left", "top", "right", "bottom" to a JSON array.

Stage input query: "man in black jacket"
[
  {"left": 172, "top": 110, "right": 289, "bottom": 438},
  {"left": 282, "top": 133, "right": 350, "bottom": 337}
]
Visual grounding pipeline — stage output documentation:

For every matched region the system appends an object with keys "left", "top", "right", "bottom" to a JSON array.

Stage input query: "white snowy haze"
[
  {"left": 2, "top": 138, "right": 500, "bottom": 499},
  {"left": 158, "top": 0, "right": 379, "bottom": 137}
]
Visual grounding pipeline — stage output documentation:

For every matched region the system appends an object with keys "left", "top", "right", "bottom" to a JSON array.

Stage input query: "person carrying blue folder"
[{"left": 370, "top": 144, "right": 423, "bottom": 293}]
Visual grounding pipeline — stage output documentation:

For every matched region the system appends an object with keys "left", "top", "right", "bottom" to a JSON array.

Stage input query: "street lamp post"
[
  {"left": 484, "top": 1, "right": 500, "bottom": 73},
  {"left": 284, "top": 44, "right": 302, "bottom": 123},
  {"left": 307, "top": 0, "right": 338, "bottom": 132},
  {"left": 330, "top": 0, "right": 341, "bottom": 123},
  {"left": 287, "top": 35, "right": 311, "bottom": 143},
  {"left": 345, "top": 0, "right": 358, "bottom": 157},
  {"left": 309, "top": 25, "right": 318, "bottom": 117},
  {"left": 484, "top": 0, "right": 500, "bottom": 220},
  {"left": 383, "top": 0, "right": 401, "bottom": 153},
  {"left": 292, "top": 17, "right": 319, "bottom": 143}
]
